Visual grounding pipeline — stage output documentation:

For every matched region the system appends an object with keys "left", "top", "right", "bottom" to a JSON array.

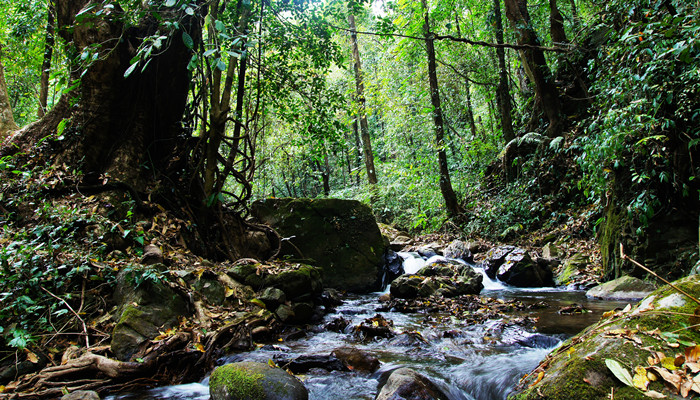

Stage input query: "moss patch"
[{"left": 210, "top": 364, "right": 266, "bottom": 400}]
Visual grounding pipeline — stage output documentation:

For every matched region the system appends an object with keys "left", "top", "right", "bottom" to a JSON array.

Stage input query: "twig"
[
  {"left": 40, "top": 286, "right": 90, "bottom": 348},
  {"left": 620, "top": 243, "right": 700, "bottom": 306}
]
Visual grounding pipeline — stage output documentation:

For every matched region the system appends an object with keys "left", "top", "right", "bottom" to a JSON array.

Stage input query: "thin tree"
[
  {"left": 348, "top": 8, "right": 377, "bottom": 185},
  {"left": 38, "top": 0, "right": 55, "bottom": 118},
  {"left": 0, "top": 43, "right": 18, "bottom": 137},
  {"left": 493, "top": 0, "right": 515, "bottom": 143},
  {"left": 421, "top": 0, "right": 461, "bottom": 217}
]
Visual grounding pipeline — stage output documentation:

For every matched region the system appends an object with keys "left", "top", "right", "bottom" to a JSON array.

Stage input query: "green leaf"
[
  {"left": 182, "top": 31, "right": 194, "bottom": 49},
  {"left": 165, "top": 0, "right": 176, "bottom": 6},
  {"left": 216, "top": 59, "right": 226, "bottom": 71},
  {"left": 56, "top": 119, "right": 68, "bottom": 135},
  {"left": 124, "top": 62, "right": 139, "bottom": 78},
  {"left": 605, "top": 359, "right": 634, "bottom": 387},
  {"left": 185, "top": 7, "right": 194, "bottom": 15}
]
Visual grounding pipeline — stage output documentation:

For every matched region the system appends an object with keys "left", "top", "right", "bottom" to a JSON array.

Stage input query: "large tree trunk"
[
  {"left": 493, "top": 0, "right": 515, "bottom": 144},
  {"left": 0, "top": 43, "right": 18, "bottom": 138},
  {"left": 421, "top": 0, "right": 461, "bottom": 218},
  {"left": 504, "top": 0, "right": 562, "bottom": 137},
  {"left": 348, "top": 12, "right": 377, "bottom": 185},
  {"left": 549, "top": 0, "right": 568, "bottom": 45}
]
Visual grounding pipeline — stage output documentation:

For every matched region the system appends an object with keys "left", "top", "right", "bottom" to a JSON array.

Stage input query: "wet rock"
[
  {"left": 482, "top": 245, "right": 516, "bottom": 278},
  {"left": 390, "top": 275, "right": 423, "bottom": 299},
  {"left": 494, "top": 247, "right": 554, "bottom": 287},
  {"left": 251, "top": 198, "right": 386, "bottom": 293},
  {"left": 209, "top": 361, "right": 308, "bottom": 400},
  {"left": 515, "top": 334, "right": 561, "bottom": 349},
  {"left": 381, "top": 250, "right": 405, "bottom": 289},
  {"left": 111, "top": 269, "right": 189, "bottom": 361},
  {"left": 390, "top": 235, "right": 413, "bottom": 251},
  {"left": 332, "top": 347, "right": 380, "bottom": 372},
  {"left": 416, "top": 245, "right": 438, "bottom": 258},
  {"left": 355, "top": 314, "right": 395, "bottom": 339},
  {"left": 274, "top": 354, "right": 348, "bottom": 373},
  {"left": 290, "top": 302, "right": 315, "bottom": 324},
  {"left": 585, "top": 275, "right": 656, "bottom": 300},
  {"left": 555, "top": 253, "right": 588, "bottom": 286},
  {"left": 376, "top": 368, "right": 450, "bottom": 400},
  {"left": 275, "top": 304, "right": 295, "bottom": 322},
  {"left": 194, "top": 277, "right": 226, "bottom": 306},
  {"left": 321, "top": 288, "right": 343, "bottom": 308},
  {"left": 443, "top": 240, "right": 473, "bottom": 262},
  {"left": 513, "top": 275, "right": 700, "bottom": 400},
  {"left": 61, "top": 391, "right": 101, "bottom": 400},
  {"left": 258, "top": 287, "right": 287, "bottom": 310},
  {"left": 265, "top": 265, "right": 323, "bottom": 301},
  {"left": 325, "top": 316, "right": 351, "bottom": 333}
]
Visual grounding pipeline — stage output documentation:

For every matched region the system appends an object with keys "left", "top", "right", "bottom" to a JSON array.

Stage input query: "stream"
[{"left": 108, "top": 253, "right": 629, "bottom": 400}]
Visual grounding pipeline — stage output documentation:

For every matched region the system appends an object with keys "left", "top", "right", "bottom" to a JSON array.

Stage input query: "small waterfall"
[{"left": 397, "top": 252, "right": 507, "bottom": 291}]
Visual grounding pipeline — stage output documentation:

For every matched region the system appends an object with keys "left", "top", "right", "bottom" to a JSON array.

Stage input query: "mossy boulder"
[
  {"left": 555, "top": 253, "right": 589, "bottom": 286},
  {"left": 376, "top": 367, "right": 450, "bottom": 400},
  {"left": 586, "top": 275, "right": 656, "bottom": 301},
  {"left": 251, "top": 198, "right": 386, "bottom": 293},
  {"left": 510, "top": 275, "right": 700, "bottom": 400},
  {"left": 209, "top": 361, "right": 308, "bottom": 400},
  {"left": 390, "top": 260, "right": 483, "bottom": 299},
  {"left": 111, "top": 269, "right": 190, "bottom": 361}
]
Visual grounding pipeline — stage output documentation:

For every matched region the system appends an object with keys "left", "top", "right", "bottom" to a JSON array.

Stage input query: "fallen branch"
[
  {"left": 40, "top": 286, "right": 90, "bottom": 348},
  {"left": 620, "top": 244, "right": 700, "bottom": 306}
]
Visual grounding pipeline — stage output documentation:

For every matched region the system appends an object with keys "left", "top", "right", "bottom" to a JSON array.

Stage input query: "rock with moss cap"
[
  {"left": 209, "top": 361, "right": 308, "bottom": 400},
  {"left": 510, "top": 275, "right": 700, "bottom": 400},
  {"left": 586, "top": 275, "right": 656, "bottom": 300},
  {"left": 251, "top": 198, "right": 386, "bottom": 293}
]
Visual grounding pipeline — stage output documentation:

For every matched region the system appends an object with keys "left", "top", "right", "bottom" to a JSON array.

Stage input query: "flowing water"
[{"left": 108, "top": 254, "right": 629, "bottom": 400}]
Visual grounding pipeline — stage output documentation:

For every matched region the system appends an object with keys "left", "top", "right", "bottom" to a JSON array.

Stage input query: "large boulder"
[
  {"left": 390, "top": 259, "right": 483, "bottom": 299},
  {"left": 376, "top": 368, "right": 450, "bottom": 400},
  {"left": 251, "top": 198, "right": 387, "bottom": 292},
  {"left": 483, "top": 246, "right": 554, "bottom": 287},
  {"left": 512, "top": 275, "right": 700, "bottom": 400},
  {"left": 111, "top": 267, "right": 190, "bottom": 361},
  {"left": 209, "top": 361, "right": 308, "bottom": 400},
  {"left": 586, "top": 275, "right": 656, "bottom": 300},
  {"left": 443, "top": 240, "right": 473, "bottom": 262}
]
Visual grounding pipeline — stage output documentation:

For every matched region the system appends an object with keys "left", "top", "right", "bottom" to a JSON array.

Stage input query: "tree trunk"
[
  {"left": 38, "top": 0, "right": 55, "bottom": 118},
  {"left": 493, "top": 0, "right": 515, "bottom": 144},
  {"left": 549, "top": 0, "right": 568, "bottom": 45},
  {"left": 348, "top": 11, "right": 377, "bottom": 185},
  {"left": 504, "top": 0, "right": 562, "bottom": 137},
  {"left": 0, "top": 43, "right": 18, "bottom": 138},
  {"left": 421, "top": 0, "right": 461, "bottom": 218},
  {"left": 464, "top": 76, "right": 478, "bottom": 138}
]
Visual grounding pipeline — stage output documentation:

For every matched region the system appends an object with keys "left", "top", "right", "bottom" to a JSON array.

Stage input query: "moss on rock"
[
  {"left": 209, "top": 362, "right": 308, "bottom": 400},
  {"left": 510, "top": 275, "right": 700, "bottom": 400}
]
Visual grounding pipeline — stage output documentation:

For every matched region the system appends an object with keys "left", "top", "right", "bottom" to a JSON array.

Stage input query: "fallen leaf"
[
  {"left": 661, "top": 357, "right": 679, "bottom": 370},
  {"left": 643, "top": 390, "right": 666, "bottom": 398},
  {"left": 686, "top": 346, "right": 700, "bottom": 363},
  {"left": 686, "top": 362, "right": 700, "bottom": 373},
  {"left": 633, "top": 366, "right": 649, "bottom": 390},
  {"left": 26, "top": 351, "right": 38, "bottom": 364},
  {"left": 606, "top": 359, "right": 634, "bottom": 387},
  {"left": 650, "top": 366, "right": 682, "bottom": 392},
  {"left": 529, "top": 371, "right": 544, "bottom": 387}
]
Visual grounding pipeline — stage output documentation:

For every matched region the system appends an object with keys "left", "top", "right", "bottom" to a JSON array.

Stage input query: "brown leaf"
[
  {"left": 643, "top": 390, "right": 667, "bottom": 398},
  {"left": 686, "top": 362, "right": 700, "bottom": 373},
  {"left": 680, "top": 379, "right": 692, "bottom": 398},
  {"left": 650, "top": 366, "right": 682, "bottom": 392},
  {"left": 529, "top": 371, "right": 544, "bottom": 387},
  {"left": 25, "top": 352, "right": 38, "bottom": 364},
  {"left": 686, "top": 346, "right": 700, "bottom": 363}
]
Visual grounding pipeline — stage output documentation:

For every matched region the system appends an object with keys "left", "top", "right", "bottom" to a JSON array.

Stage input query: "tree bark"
[
  {"left": 504, "top": 0, "right": 562, "bottom": 137},
  {"left": 549, "top": 0, "right": 568, "bottom": 45},
  {"left": 38, "top": 0, "right": 55, "bottom": 118},
  {"left": 493, "top": 0, "right": 515, "bottom": 144},
  {"left": 421, "top": 0, "right": 461, "bottom": 218},
  {"left": 0, "top": 43, "right": 18, "bottom": 138},
  {"left": 348, "top": 11, "right": 377, "bottom": 185}
]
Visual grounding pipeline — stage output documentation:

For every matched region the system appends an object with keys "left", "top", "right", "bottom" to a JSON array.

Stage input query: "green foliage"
[{"left": 576, "top": 0, "right": 700, "bottom": 233}]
